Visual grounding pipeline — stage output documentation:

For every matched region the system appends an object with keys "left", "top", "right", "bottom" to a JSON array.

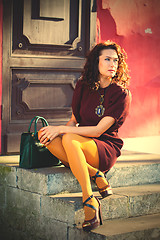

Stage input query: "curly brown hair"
[{"left": 81, "top": 40, "right": 130, "bottom": 90}]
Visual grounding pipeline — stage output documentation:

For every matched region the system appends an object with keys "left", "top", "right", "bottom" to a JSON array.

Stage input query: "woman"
[{"left": 38, "top": 41, "right": 131, "bottom": 231}]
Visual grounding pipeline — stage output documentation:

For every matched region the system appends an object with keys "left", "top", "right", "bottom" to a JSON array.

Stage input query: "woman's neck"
[{"left": 99, "top": 77, "right": 112, "bottom": 88}]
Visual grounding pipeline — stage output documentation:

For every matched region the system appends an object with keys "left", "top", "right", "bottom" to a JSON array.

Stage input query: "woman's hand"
[
  {"left": 38, "top": 125, "right": 61, "bottom": 146},
  {"left": 38, "top": 114, "right": 77, "bottom": 146}
]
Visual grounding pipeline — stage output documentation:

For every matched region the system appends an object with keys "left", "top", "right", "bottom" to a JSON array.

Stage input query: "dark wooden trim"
[{"left": 2, "top": 0, "right": 97, "bottom": 154}]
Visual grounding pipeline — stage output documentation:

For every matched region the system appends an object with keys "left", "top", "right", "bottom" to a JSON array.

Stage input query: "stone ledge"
[
  {"left": 93, "top": 213, "right": 160, "bottom": 239},
  {"left": 1, "top": 184, "right": 160, "bottom": 228},
  {"left": 0, "top": 151, "right": 160, "bottom": 195},
  {"left": 69, "top": 213, "right": 160, "bottom": 240},
  {"left": 0, "top": 183, "right": 160, "bottom": 240},
  {"left": 107, "top": 163, "right": 160, "bottom": 187},
  {"left": 44, "top": 184, "right": 160, "bottom": 226},
  {"left": 0, "top": 164, "right": 17, "bottom": 187}
]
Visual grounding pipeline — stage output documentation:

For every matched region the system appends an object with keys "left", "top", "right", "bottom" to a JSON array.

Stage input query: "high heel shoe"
[
  {"left": 92, "top": 171, "right": 113, "bottom": 198},
  {"left": 82, "top": 195, "right": 103, "bottom": 231}
]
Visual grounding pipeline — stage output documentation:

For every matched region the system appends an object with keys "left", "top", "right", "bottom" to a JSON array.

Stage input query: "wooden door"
[{"left": 2, "top": 0, "right": 97, "bottom": 154}]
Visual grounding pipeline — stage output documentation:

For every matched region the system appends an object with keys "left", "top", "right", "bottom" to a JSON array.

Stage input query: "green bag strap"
[
  {"left": 28, "top": 116, "right": 40, "bottom": 132},
  {"left": 34, "top": 117, "right": 49, "bottom": 135},
  {"left": 28, "top": 116, "right": 48, "bottom": 135}
]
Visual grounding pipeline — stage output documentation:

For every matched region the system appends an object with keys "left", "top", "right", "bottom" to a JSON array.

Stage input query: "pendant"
[
  {"left": 100, "top": 95, "right": 104, "bottom": 104},
  {"left": 95, "top": 105, "right": 105, "bottom": 117}
]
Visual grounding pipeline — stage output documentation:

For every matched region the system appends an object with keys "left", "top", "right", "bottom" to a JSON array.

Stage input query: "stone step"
[
  {"left": 107, "top": 150, "right": 160, "bottom": 187},
  {"left": 0, "top": 151, "right": 160, "bottom": 195},
  {"left": 40, "top": 184, "right": 160, "bottom": 227},
  {"left": 70, "top": 213, "right": 160, "bottom": 240}
]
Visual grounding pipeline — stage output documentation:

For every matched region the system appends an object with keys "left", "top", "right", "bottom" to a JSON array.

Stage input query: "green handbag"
[{"left": 19, "top": 116, "right": 61, "bottom": 169}]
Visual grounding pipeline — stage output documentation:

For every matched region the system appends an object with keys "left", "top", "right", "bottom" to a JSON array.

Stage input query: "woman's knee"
[
  {"left": 62, "top": 133, "right": 79, "bottom": 147},
  {"left": 62, "top": 133, "right": 76, "bottom": 147}
]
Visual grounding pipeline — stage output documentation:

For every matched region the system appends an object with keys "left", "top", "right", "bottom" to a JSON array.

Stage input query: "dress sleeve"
[
  {"left": 105, "top": 86, "right": 131, "bottom": 128},
  {"left": 71, "top": 80, "right": 84, "bottom": 123}
]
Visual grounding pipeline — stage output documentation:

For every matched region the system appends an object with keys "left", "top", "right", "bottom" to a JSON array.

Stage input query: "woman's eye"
[
  {"left": 114, "top": 59, "right": 118, "bottom": 63},
  {"left": 105, "top": 58, "right": 110, "bottom": 61}
]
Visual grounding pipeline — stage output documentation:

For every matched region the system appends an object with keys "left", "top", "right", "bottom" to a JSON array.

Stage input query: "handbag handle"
[
  {"left": 28, "top": 116, "right": 40, "bottom": 132},
  {"left": 28, "top": 116, "right": 49, "bottom": 135},
  {"left": 34, "top": 116, "right": 49, "bottom": 135}
]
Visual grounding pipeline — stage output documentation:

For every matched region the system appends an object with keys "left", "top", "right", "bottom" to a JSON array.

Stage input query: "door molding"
[{"left": 2, "top": 0, "right": 97, "bottom": 154}]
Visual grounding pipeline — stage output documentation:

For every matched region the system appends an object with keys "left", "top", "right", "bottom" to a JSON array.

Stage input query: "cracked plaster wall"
[{"left": 97, "top": 0, "right": 160, "bottom": 137}]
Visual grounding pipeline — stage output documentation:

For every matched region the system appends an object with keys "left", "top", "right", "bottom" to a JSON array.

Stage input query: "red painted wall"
[
  {"left": 97, "top": 0, "right": 160, "bottom": 138},
  {"left": 0, "top": 0, "right": 2, "bottom": 153},
  {"left": 0, "top": 1, "right": 159, "bottom": 153}
]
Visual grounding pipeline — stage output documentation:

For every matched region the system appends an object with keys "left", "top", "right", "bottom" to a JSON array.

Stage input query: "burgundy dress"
[{"left": 72, "top": 80, "right": 131, "bottom": 173}]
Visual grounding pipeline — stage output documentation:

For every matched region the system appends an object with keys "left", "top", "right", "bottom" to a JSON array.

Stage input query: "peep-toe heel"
[
  {"left": 92, "top": 171, "right": 113, "bottom": 198},
  {"left": 97, "top": 196, "right": 103, "bottom": 225},
  {"left": 82, "top": 195, "right": 103, "bottom": 231}
]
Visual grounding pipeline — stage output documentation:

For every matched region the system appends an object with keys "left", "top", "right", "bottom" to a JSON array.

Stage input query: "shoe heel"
[
  {"left": 92, "top": 171, "right": 113, "bottom": 199},
  {"left": 82, "top": 195, "right": 102, "bottom": 231},
  {"left": 100, "top": 186, "right": 113, "bottom": 198},
  {"left": 99, "top": 205, "right": 103, "bottom": 225},
  {"left": 95, "top": 197, "right": 103, "bottom": 225}
]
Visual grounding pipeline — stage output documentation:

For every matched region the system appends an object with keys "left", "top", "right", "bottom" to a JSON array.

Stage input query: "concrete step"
[
  {"left": 1, "top": 183, "right": 159, "bottom": 240},
  {"left": 70, "top": 213, "right": 160, "bottom": 240},
  {"left": 40, "top": 184, "right": 160, "bottom": 227},
  {"left": 0, "top": 150, "right": 160, "bottom": 195}
]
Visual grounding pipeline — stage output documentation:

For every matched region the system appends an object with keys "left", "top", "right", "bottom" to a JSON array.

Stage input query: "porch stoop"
[{"left": 0, "top": 150, "right": 160, "bottom": 240}]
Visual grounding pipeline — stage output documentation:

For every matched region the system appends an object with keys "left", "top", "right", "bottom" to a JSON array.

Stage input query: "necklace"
[
  {"left": 95, "top": 88, "right": 106, "bottom": 117},
  {"left": 95, "top": 81, "right": 112, "bottom": 117}
]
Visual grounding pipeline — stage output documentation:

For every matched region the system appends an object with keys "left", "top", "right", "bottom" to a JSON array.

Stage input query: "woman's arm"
[
  {"left": 66, "top": 113, "right": 77, "bottom": 127},
  {"left": 39, "top": 114, "right": 115, "bottom": 145},
  {"left": 60, "top": 115, "right": 115, "bottom": 137}
]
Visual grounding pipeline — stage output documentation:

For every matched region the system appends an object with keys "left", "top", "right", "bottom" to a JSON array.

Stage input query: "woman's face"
[{"left": 98, "top": 49, "right": 119, "bottom": 79}]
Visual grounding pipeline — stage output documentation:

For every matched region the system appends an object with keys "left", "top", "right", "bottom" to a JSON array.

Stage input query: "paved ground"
[{"left": 123, "top": 136, "right": 160, "bottom": 154}]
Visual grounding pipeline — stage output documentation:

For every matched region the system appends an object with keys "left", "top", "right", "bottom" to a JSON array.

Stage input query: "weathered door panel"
[{"left": 2, "top": 0, "right": 96, "bottom": 154}]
